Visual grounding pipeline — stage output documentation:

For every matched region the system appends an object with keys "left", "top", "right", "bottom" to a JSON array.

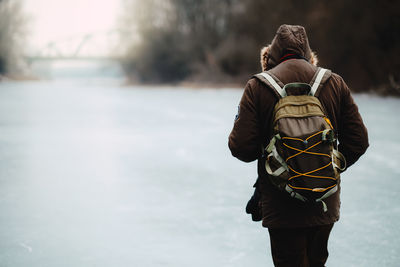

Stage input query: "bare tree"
[
  {"left": 119, "top": 0, "right": 400, "bottom": 94},
  {"left": 0, "top": 0, "right": 27, "bottom": 75}
]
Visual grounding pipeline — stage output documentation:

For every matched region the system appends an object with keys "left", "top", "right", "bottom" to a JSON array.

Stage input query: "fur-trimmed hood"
[{"left": 260, "top": 24, "right": 318, "bottom": 71}]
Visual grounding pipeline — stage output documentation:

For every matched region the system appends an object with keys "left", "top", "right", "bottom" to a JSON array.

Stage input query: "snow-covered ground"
[{"left": 0, "top": 80, "right": 398, "bottom": 266}]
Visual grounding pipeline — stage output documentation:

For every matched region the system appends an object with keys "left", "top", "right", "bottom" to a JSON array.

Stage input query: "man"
[{"left": 228, "top": 25, "right": 369, "bottom": 267}]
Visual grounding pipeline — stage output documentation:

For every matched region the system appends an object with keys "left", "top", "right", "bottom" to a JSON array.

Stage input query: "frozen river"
[{"left": 0, "top": 79, "right": 399, "bottom": 266}]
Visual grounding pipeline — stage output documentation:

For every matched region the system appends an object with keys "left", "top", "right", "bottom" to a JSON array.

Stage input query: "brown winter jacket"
[{"left": 228, "top": 25, "right": 369, "bottom": 228}]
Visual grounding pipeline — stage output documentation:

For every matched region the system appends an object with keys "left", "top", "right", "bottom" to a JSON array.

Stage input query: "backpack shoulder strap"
[
  {"left": 309, "top": 67, "right": 332, "bottom": 96},
  {"left": 254, "top": 72, "right": 286, "bottom": 98}
]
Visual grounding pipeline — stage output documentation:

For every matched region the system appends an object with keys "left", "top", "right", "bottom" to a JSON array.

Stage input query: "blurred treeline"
[
  {"left": 0, "top": 0, "right": 26, "bottom": 76},
  {"left": 121, "top": 0, "right": 400, "bottom": 94}
]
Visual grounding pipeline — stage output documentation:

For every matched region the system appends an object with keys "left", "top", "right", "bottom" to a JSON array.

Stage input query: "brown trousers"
[{"left": 268, "top": 224, "right": 334, "bottom": 267}]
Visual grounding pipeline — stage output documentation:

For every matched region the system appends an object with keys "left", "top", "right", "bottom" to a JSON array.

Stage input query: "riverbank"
[{"left": 0, "top": 73, "right": 39, "bottom": 82}]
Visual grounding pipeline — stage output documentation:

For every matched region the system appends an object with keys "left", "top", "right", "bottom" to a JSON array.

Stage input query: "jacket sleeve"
[
  {"left": 337, "top": 79, "right": 369, "bottom": 168},
  {"left": 228, "top": 80, "right": 262, "bottom": 162}
]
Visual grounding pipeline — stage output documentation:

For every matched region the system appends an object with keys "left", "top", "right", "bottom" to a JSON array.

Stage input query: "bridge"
[{"left": 25, "top": 30, "right": 127, "bottom": 63}]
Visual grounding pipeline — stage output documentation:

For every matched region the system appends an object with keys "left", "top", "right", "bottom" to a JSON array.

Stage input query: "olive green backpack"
[{"left": 256, "top": 68, "right": 346, "bottom": 212}]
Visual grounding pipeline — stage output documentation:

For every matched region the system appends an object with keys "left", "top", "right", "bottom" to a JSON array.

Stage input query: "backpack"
[{"left": 255, "top": 68, "right": 346, "bottom": 212}]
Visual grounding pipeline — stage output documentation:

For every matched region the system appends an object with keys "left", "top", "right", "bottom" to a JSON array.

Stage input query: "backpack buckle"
[
  {"left": 322, "top": 129, "right": 335, "bottom": 143},
  {"left": 265, "top": 134, "right": 281, "bottom": 153}
]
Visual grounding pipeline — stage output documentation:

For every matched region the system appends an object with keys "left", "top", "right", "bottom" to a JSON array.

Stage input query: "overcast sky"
[{"left": 23, "top": 0, "right": 123, "bottom": 56}]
